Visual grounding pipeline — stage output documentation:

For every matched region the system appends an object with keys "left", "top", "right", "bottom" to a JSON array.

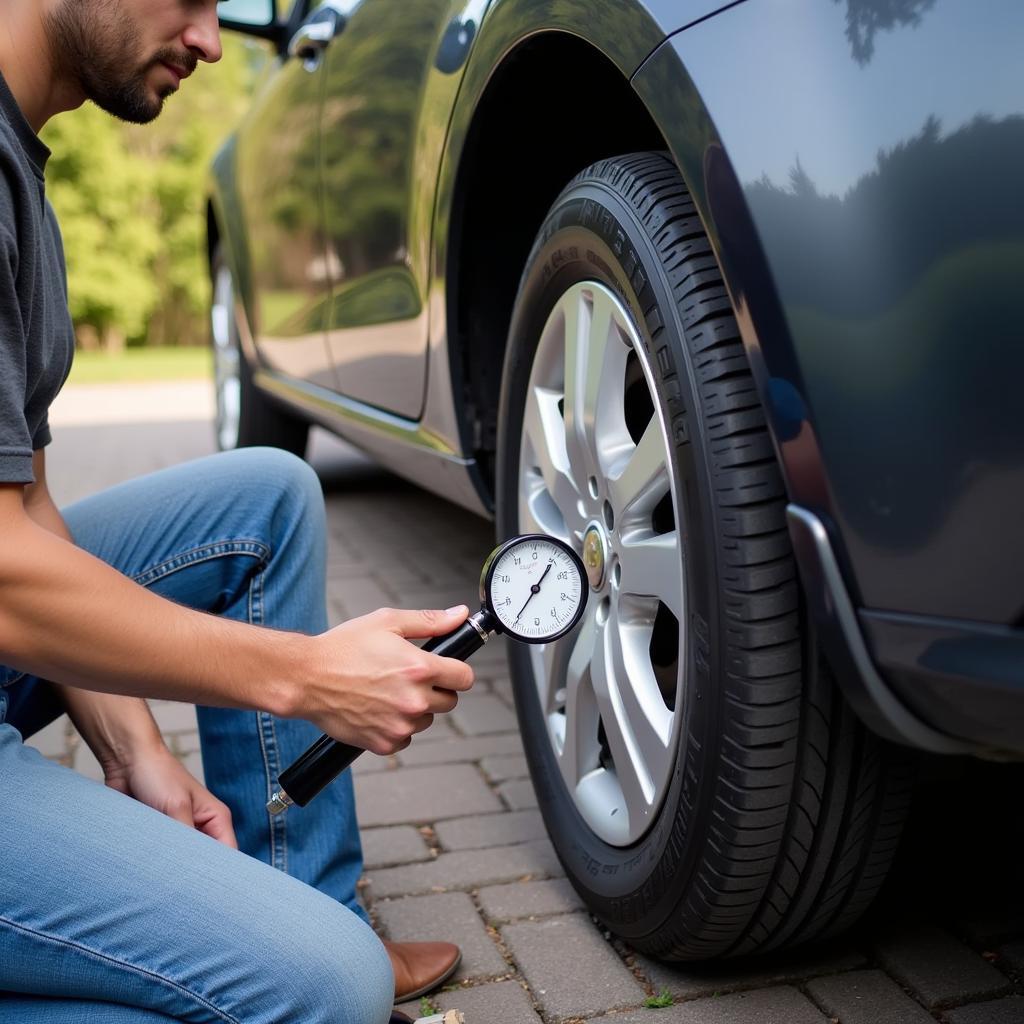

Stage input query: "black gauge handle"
[{"left": 267, "top": 610, "right": 496, "bottom": 813}]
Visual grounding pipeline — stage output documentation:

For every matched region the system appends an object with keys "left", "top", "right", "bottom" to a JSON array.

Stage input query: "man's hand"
[
  {"left": 103, "top": 745, "right": 238, "bottom": 848},
  {"left": 295, "top": 605, "right": 476, "bottom": 755}
]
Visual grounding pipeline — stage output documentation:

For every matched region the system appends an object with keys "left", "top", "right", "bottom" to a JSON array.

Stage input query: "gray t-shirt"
[{"left": 0, "top": 70, "right": 74, "bottom": 484}]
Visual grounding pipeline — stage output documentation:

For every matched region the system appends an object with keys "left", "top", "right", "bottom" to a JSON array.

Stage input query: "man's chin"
[{"left": 90, "top": 88, "right": 165, "bottom": 125}]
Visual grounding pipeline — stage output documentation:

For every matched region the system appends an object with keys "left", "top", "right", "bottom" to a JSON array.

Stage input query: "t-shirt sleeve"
[{"left": 0, "top": 200, "right": 35, "bottom": 483}]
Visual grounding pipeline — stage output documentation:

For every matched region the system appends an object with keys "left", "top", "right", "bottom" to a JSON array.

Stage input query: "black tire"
[
  {"left": 495, "top": 152, "right": 915, "bottom": 960},
  {"left": 210, "top": 243, "right": 309, "bottom": 458}
]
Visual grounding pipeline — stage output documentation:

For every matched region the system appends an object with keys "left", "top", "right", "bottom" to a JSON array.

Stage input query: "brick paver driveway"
[{"left": 28, "top": 380, "right": 1024, "bottom": 1023}]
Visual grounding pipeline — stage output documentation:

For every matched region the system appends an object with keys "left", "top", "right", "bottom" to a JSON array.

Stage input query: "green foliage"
[
  {"left": 41, "top": 35, "right": 264, "bottom": 350},
  {"left": 418, "top": 995, "right": 439, "bottom": 1017},
  {"left": 643, "top": 990, "right": 674, "bottom": 1009}
]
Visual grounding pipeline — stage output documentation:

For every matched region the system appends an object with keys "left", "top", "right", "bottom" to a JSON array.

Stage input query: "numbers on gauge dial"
[{"left": 489, "top": 539, "right": 583, "bottom": 640}]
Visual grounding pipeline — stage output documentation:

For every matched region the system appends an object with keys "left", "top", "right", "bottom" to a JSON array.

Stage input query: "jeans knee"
[{"left": 301, "top": 916, "right": 393, "bottom": 1024}]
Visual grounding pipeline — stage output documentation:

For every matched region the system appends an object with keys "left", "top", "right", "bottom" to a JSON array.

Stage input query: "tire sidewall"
[{"left": 496, "top": 180, "right": 725, "bottom": 939}]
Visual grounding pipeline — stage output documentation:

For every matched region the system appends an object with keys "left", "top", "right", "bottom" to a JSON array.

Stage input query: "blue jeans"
[{"left": 0, "top": 448, "right": 393, "bottom": 1022}]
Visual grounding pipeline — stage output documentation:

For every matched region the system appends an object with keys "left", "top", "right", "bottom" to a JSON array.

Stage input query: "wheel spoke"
[
  {"left": 521, "top": 384, "right": 584, "bottom": 539},
  {"left": 552, "top": 605, "right": 601, "bottom": 792},
  {"left": 590, "top": 609, "right": 654, "bottom": 830},
  {"left": 560, "top": 290, "right": 592, "bottom": 492},
  {"left": 608, "top": 416, "right": 669, "bottom": 521},
  {"left": 564, "top": 289, "right": 630, "bottom": 486},
  {"left": 612, "top": 609, "right": 675, "bottom": 791},
  {"left": 618, "top": 530, "right": 683, "bottom": 620}
]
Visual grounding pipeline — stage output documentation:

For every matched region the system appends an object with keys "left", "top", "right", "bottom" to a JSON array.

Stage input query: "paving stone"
[
  {"left": 1001, "top": 942, "right": 1024, "bottom": 974},
  {"left": 180, "top": 749, "right": 204, "bottom": 782},
  {"left": 960, "top": 913, "right": 1024, "bottom": 947},
  {"left": 149, "top": 699, "right": 199, "bottom": 733},
  {"left": 946, "top": 997, "right": 1024, "bottom": 1023},
  {"left": 450, "top": 693, "right": 519, "bottom": 736},
  {"left": 497, "top": 779, "right": 538, "bottom": 810},
  {"left": 805, "top": 969, "right": 933, "bottom": 1024},
  {"left": 366, "top": 840, "right": 563, "bottom": 898},
  {"left": 72, "top": 739, "right": 104, "bottom": 782},
  {"left": 169, "top": 731, "right": 201, "bottom": 757},
  {"left": 386, "top": 584, "right": 475, "bottom": 613},
  {"left": 435, "top": 810, "right": 548, "bottom": 851},
  {"left": 874, "top": 925, "right": 1012, "bottom": 1008},
  {"left": 354, "top": 764, "right": 503, "bottom": 827},
  {"left": 477, "top": 879, "right": 582, "bottom": 922},
  {"left": 24, "top": 716, "right": 69, "bottom": 759},
  {"left": 502, "top": 913, "right": 644, "bottom": 1019},
  {"left": 490, "top": 677, "right": 514, "bottom": 705},
  {"left": 333, "top": 575, "right": 398, "bottom": 617},
  {"left": 398, "top": 733, "right": 524, "bottom": 768},
  {"left": 361, "top": 826, "right": 432, "bottom": 870},
  {"left": 434, "top": 980, "right": 539, "bottom": 1024},
  {"left": 376, "top": 892, "right": 506, "bottom": 980},
  {"left": 603, "top": 986, "right": 827, "bottom": 1024},
  {"left": 470, "top": 638, "right": 511, "bottom": 673},
  {"left": 351, "top": 753, "right": 395, "bottom": 775},
  {"left": 404, "top": 715, "right": 458, "bottom": 745},
  {"left": 638, "top": 944, "right": 866, "bottom": 1000},
  {"left": 480, "top": 754, "right": 529, "bottom": 782}
]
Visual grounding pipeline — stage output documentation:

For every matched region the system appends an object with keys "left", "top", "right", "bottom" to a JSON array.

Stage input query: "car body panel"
[
  {"left": 231, "top": 14, "right": 337, "bottom": 391},
  {"left": 632, "top": 1, "right": 1024, "bottom": 626},
  {"left": 319, "top": 0, "right": 491, "bottom": 419}
]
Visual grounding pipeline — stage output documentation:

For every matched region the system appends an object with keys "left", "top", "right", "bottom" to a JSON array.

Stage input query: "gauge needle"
[{"left": 515, "top": 562, "right": 553, "bottom": 621}]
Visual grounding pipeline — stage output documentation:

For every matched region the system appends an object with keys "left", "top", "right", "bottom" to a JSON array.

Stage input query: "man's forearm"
[
  {"left": 22, "top": 479, "right": 167, "bottom": 766},
  {"left": 3, "top": 488, "right": 301, "bottom": 719}
]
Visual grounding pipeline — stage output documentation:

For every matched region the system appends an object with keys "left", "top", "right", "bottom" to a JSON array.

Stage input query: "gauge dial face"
[{"left": 485, "top": 536, "right": 586, "bottom": 643}]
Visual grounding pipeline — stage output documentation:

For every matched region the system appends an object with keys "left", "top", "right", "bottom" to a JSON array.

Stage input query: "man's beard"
[{"left": 44, "top": 0, "right": 196, "bottom": 124}]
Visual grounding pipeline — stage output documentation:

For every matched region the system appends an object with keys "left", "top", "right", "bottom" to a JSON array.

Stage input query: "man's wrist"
[
  {"left": 58, "top": 685, "right": 167, "bottom": 772},
  {"left": 261, "top": 630, "right": 310, "bottom": 721}
]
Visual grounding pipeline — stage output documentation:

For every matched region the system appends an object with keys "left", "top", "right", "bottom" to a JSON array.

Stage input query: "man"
[{"left": 0, "top": 1, "right": 471, "bottom": 1020}]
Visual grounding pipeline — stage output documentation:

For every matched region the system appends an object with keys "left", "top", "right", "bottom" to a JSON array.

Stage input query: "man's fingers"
[
  {"left": 193, "top": 798, "right": 238, "bottom": 848},
  {"left": 429, "top": 688, "right": 459, "bottom": 715},
  {"left": 384, "top": 605, "right": 469, "bottom": 639},
  {"left": 163, "top": 797, "right": 196, "bottom": 831},
  {"left": 411, "top": 713, "right": 435, "bottom": 735},
  {"left": 421, "top": 650, "right": 474, "bottom": 691}
]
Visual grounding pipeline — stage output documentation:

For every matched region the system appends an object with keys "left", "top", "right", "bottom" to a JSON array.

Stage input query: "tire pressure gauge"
[
  {"left": 268, "top": 534, "right": 587, "bottom": 814},
  {"left": 481, "top": 535, "right": 587, "bottom": 642}
]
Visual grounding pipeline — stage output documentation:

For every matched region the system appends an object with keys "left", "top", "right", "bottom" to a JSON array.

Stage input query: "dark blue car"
[{"left": 208, "top": 0, "right": 1024, "bottom": 960}]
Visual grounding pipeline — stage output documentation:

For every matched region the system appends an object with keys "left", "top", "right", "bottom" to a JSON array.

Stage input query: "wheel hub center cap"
[{"left": 582, "top": 523, "right": 608, "bottom": 590}]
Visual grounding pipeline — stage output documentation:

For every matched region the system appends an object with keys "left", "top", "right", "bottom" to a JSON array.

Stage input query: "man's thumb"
[{"left": 393, "top": 605, "right": 469, "bottom": 639}]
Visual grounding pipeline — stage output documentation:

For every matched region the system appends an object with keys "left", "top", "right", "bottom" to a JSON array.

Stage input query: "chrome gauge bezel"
[{"left": 480, "top": 534, "right": 588, "bottom": 644}]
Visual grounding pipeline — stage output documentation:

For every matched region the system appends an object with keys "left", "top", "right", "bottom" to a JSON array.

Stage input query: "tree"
[{"left": 42, "top": 35, "right": 262, "bottom": 351}]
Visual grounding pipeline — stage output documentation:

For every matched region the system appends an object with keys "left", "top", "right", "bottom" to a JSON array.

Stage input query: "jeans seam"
[
  {"left": 0, "top": 915, "right": 243, "bottom": 1024},
  {"left": 131, "top": 540, "right": 270, "bottom": 588},
  {"left": 249, "top": 566, "right": 287, "bottom": 871}
]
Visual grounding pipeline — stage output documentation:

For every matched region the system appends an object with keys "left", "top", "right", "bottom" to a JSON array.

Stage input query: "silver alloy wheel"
[
  {"left": 517, "top": 281, "right": 685, "bottom": 846},
  {"left": 211, "top": 263, "right": 242, "bottom": 452}
]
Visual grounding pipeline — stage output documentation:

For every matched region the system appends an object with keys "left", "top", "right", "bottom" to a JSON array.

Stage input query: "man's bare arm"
[
  {"left": 1, "top": 455, "right": 475, "bottom": 755},
  {"left": 22, "top": 450, "right": 164, "bottom": 769}
]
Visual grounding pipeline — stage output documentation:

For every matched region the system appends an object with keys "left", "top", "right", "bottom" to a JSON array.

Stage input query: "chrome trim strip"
[{"left": 787, "top": 505, "right": 972, "bottom": 755}]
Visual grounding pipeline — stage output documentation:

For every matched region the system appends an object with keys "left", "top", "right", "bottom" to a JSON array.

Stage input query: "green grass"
[
  {"left": 419, "top": 996, "right": 439, "bottom": 1017},
  {"left": 643, "top": 990, "right": 674, "bottom": 1009},
  {"left": 66, "top": 346, "right": 212, "bottom": 385}
]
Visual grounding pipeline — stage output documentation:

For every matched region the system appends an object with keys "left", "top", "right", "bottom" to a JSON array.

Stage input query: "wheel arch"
[{"left": 442, "top": 31, "right": 669, "bottom": 505}]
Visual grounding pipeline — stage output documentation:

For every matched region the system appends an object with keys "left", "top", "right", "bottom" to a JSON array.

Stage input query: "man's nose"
[{"left": 182, "top": 8, "right": 223, "bottom": 64}]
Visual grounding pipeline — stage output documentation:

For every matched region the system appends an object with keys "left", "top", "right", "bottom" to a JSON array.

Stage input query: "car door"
[
  {"left": 232, "top": 1, "right": 337, "bottom": 391},
  {"left": 317, "top": 0, "right": 487, "bottom": 418}
]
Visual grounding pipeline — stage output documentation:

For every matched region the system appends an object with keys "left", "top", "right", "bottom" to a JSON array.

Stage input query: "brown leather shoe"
[{"left": 385, "top": 939, "right": 462, "bottom": 1002}]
